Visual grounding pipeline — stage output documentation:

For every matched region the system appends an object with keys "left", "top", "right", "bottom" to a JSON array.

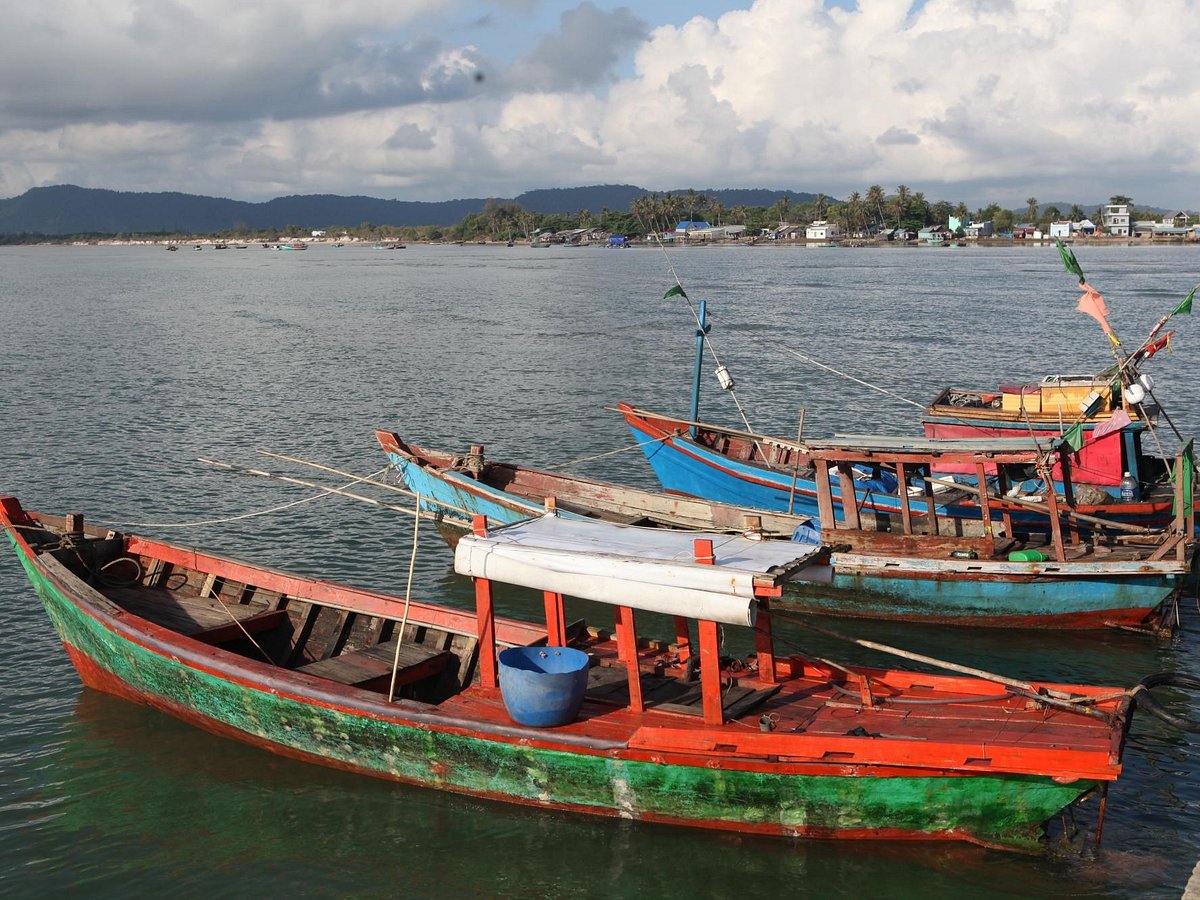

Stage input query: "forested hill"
[{"left": 0, "top": 184, "right": 815, "bottom": 235}]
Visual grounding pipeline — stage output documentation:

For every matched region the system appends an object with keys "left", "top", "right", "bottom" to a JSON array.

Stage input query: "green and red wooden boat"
[{"left": 1, "top": 495, "right": 1142, "bottom": 851}]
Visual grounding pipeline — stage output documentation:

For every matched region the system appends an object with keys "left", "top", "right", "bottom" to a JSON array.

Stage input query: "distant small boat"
[
  {"left": 277, "top": 242, "right": 307, "bottom": 251},
  {"left": 213, "top": 243, "right": 228, "bottom": 250},
  {"left": 166, "top": 245, "right": 178, "bottom": 251}
]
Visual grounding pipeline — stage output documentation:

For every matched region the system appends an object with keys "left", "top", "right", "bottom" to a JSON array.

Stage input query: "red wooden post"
[
  {"left": 975, "top": 462, "right": 993, "bottom": 537},
  {"left": 698, "top": 619, "right": 723, "bottom": 725},
  {"left": 474, "top": 576, "right": 498, "bottom": 689},
  {"left": 615, "top": 605, "right": 644, "bottom": 713},
  {"left": 814, "top": 459, "right": 836, "bottom": 532},
  {"left": 755, "top": 597, "right": 775, "bottom": 685},
  {"left": 471, "top": 515, "right": 498, "bottom": 689},
  {"left": 895, "top": 461, "right": 912, "bottom": 535},
  {"left": 674, "top": 617, "right": 691, "bottom": 662},
  {"left": 693, "top": 539, "right": 723, "bottom": 725},
  {"left": 836, "top": 463, "right": 862, "bottom": 530},
  {"left": 1038, "top": 467, "right": 1067, "bottom": 562},
  {"left": 543, "top": 591, "right": 566, "bottom": 646},
  {"left": 922, "top": 465, "right": 941, "bottom": 536},
  {"left": 996, "top": 467, "right": 1014, "bottom": 539}
]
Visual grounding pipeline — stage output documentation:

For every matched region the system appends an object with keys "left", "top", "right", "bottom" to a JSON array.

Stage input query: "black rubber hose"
[{"left": 1132, "top": 673, "right": 1200, "bottom": 733}]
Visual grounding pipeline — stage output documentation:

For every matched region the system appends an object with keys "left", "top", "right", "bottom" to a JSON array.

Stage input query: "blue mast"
[{"left": 689, "top": 298, "right": 710, "bottom": 437}]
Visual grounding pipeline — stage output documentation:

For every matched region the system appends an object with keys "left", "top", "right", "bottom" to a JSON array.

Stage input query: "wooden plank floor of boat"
[
  {"left": 105, "top": 585, "right": 287, "bottom": 643},
  {"left": 295, "top": 640, "right": 455, "bottom": 691},
  {"left": 583, "top": 664, "right": 782, "bottom": 719}
]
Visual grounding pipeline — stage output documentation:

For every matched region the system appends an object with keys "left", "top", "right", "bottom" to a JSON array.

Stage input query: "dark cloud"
[
  {"left": 505, "top": 3, "right": 647, "bottom": 90},
  {"left": 876, "top": 127, "right": 919, "bottom": 146},
  {"left": 385, "top": 123, "right": 436, "bottom": 151}
]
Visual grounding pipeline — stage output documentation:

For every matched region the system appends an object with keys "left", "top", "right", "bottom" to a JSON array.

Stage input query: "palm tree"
[
  {"left": 814, "top": 193, "right": 828, "bottom": 220},
  {"left": 866, "top": 185, "right": 886, "bottom": 228},
  {"left": 953, "top": 202, "right": 969, "bottom": 223},
  {"left": 1025, "top": 197, "right": 1039, "bottom": 223},
  {"left": 912, "top": 191, "right": 928, "bottom": 226},
  {"left": 892, "top": 185, "right": 911, "bottom": 228},
  {"left": 773, "top": 193, "right": 792, "bottom": 226},
  {"left": 845, "top": 191, "right": 864, "bottom": 235},
  {"left": 707, "top": 197, "right": 725, "bottom": 227},
  {"left": 1069, "top": 204, "right": 1085, "bottom": 222}
]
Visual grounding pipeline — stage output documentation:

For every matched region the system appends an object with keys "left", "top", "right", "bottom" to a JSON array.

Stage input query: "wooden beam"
[
  {"left": 543, "top": 591, "right": 566, "bottom": 646},
  {"left": 615, "top": 605, "right": 644, "bottom": 713},
  {"left": 755, "top": 598, "right": 775, "bottom": 685},
  {"left": 472, "top": 515, "right": 498, "bottom": 689},
  {"left": 698, "top": 619, "right": 723, "bottom": 725},
  {"left": 895, "top": 461, "right": 912, "bottom": 535},
  {"left": 835, "top": 463, "right": 862, "bottom": 530},
  {"left": 814, "top": 459, "right": 836, "bottom": 532}
]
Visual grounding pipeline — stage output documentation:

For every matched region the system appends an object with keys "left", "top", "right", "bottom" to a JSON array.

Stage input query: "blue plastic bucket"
[{"left": 497, "top": 646, "right": 590, "bottom": 727}]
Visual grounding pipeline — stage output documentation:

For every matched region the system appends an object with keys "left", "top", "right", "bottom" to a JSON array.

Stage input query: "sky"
[{"left": 2, "top": 0, "right": 1197, "bottom": 211}]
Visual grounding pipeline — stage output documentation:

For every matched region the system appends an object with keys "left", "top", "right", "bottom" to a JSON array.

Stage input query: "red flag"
[
  {"left": 1141, "top": 331, "right": 1173, "bottom": 359},
  {"left": 1076, "top": 283, "right": 1118, "bottom": 343}
]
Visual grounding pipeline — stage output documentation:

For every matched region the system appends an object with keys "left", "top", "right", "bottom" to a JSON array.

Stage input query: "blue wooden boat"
[
  {"left": 376, "top": 432, "right": 1192, "bottom": 630},
  {"left": 617, "top": 403, "right": 1188, "bottom": 535}
]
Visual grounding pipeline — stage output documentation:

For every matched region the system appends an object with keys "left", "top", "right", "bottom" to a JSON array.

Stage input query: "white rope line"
[
  {"left": 650, "top": 232, "right": 757, "bottom": 435},
  {"left": 774, "top": 344, "right": 925, "bottom": 409},
  {"left": 545, "top": 433, "right": 668, "bottom": 470},
  {"left": 110, "top": 466, "right": 390, "bottom": 528}
]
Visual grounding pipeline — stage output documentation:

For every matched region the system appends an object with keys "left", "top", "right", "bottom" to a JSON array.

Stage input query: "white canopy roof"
[{"left": 453, "top": 514, "right": 826, "bottom": 627}]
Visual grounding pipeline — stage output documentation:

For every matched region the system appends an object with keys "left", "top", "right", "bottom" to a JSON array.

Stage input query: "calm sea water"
[{"left": 1, "top": 241, "right": 1199, "bottom": 898}]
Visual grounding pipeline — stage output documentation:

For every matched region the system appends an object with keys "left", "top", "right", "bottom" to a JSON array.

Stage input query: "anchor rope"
[
  {"left": 544, "top": 433, "right": 668, "bottom": 470},
  {"left": 109, "top": 466, "right": 391, "bottom": 528},
  {"left": 770, "top": 342, "right": 925, "bottom": 409},
  {"left": 649, "top": 232, "right": 757, "bottom": 435}
]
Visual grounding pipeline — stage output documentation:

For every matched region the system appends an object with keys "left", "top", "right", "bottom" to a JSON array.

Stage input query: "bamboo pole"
[{"left": 779, "top": 614, "right": 1112, "bottom": 721}]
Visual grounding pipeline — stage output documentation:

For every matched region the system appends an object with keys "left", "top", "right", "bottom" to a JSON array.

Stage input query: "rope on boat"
[
  {"left": 107, "top": 465, "right": 392, "bottom": 528},
  {"left": 773, "top": 344, "right": 926, "bottom": 410},
  {"left": 251, "top": 450, "right": 479, "bottom": 520},
  {"left": 388, "top": 492, "right": 421, "bottom": 703},
  {"left": 648, "top": 232, "right": 758, "bottom": 436},
  {"left": 543, "top": 432, "right": 669, "bottom": 470}
]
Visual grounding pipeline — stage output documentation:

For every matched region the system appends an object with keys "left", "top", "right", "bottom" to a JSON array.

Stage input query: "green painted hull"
[{"left": 17, "top": 545, "right": 1097, "bottom": 851}]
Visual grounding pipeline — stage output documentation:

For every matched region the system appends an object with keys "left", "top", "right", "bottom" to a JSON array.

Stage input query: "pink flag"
[{"left": 1076, "top": 283, "right": 1116, "bottom": 338}]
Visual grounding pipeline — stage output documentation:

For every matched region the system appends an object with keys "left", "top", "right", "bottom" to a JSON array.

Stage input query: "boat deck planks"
[
  {"left": 106, "top": 584, "right": 287, "bottom": 641},
  {"left": 296, "top": 639, "right": 455, "bottom": 690}
]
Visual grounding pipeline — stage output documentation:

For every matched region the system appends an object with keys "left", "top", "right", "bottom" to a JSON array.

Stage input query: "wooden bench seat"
[
  {"left": 106, "top": 585, "right": 288, "bottom": 644},
  {"left": 585, "top": 664, "right": 782, "bottom": 719},
  {"left": 295, "top": 640, "right": 455, "bottom": 693}
]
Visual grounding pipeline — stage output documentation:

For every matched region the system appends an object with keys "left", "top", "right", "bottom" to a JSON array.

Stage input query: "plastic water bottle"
[{"left": 1119, "top": 471, "right": 1140, "bottom": 502}]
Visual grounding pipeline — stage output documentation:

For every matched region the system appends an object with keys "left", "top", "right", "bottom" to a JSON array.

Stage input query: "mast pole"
[{"left": 690, "top": 298, "right": 709, "bottom": 438}]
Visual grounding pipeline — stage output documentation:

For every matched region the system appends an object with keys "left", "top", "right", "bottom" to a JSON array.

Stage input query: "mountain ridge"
[{"left": 0, "top": 184, "right": 817, "bottom": 235}]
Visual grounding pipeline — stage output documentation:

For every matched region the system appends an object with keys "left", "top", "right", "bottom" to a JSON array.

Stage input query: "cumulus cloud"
[
  {"left": 2, "top": 0, "right": 1199, "bottom": 207},
  {"left": 504, "top": 3, "right": 647, "bottom": 90}
]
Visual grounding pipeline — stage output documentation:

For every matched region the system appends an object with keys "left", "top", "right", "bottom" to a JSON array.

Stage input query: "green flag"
[
  {"left": 1056, "top": 239, "right": 1085, "bottom": 283},
  {"left": 1172, "top": 285, "right": 1196, "bottom": 317},
  {"left": 664, "top": 284, "right": 688, "bottom": 300},
  {"left": 1063, "top": 422, "right": 1085, "bottom": 452},
  {"left": 1173, "top": 439, "right": 1194, "bottom": 518}
]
